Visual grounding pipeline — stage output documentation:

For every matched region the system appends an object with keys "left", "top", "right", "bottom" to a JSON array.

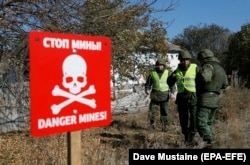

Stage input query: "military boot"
[
  {"left": 185, "top": 133, "right": 196, "bottom": 146},
  {"left": 188, "top": 133, "right": 195, "bottom": 143},
  {"left": 148, "top": 120, "right": 155, "bottom": 130},
  {"left": 161, "top": 120, "right": 167, "bottom": 132},
  {"left": 162, "top": 125, "right": 167, "bottom": 132},
  {"left": 184, "top": 134, "right": 189, "bottom": 143}
]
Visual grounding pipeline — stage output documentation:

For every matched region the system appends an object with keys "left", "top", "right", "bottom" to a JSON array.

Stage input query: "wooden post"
[{"left": 67, "top": 131, "right": 81, "bottom": 165}]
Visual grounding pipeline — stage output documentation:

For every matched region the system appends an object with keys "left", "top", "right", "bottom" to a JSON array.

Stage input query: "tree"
[
  {"left": 0, "top": 0, "right": 179, "bottom": 129},
  {"left": 171, "top": 23, "right": 232, "bottom": 66},
  {"left": 228, "top": 23, "right": 250, "bottom": 87},
  {"left": 0, "top": 0, "right": 178, "bottom": 75}
]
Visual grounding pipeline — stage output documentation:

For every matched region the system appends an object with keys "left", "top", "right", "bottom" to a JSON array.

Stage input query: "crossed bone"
[{"left": 51, "top": 85, "right": 96, "bottom": 115}]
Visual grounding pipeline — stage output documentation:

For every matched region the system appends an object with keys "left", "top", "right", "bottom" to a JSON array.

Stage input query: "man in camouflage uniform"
[
  {"left": 168, "top": 50, "right": 198, "bottom": 144},
  {"left": 145, "top": 58, "right": 172, "bottom": 132},
  {"left": 196, "top": 49, "right": 229, "bottom": 148}
]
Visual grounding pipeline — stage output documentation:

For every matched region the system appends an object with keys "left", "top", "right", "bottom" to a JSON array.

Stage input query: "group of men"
[{"left": 144, "top": 49, "right": 229, "bottom": 148}]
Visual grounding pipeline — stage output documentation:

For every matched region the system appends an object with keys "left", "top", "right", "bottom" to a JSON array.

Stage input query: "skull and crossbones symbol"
[{"left": 51, "top": 50, "right": 96, "bottom": 115}]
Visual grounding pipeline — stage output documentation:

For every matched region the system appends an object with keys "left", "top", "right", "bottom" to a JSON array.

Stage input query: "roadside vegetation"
[{"left": 0, "top": 86, "right": 249, "bottom": 164}]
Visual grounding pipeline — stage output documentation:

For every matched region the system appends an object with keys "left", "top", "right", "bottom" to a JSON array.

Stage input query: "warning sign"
[{"left": 29, "top": 31, "right": 112, "bottom": 137}]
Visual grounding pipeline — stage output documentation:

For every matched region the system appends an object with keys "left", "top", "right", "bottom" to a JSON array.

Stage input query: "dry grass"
[{"left": 0, "top": 87, "right": 250, "bottom": 165}]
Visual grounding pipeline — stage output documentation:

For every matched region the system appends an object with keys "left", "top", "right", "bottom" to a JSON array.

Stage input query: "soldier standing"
[
  {"left": 196, "top": 49, "right": 229, "bottom": 148},
  {"left": 168, "top": 50, "right": 198, "bottom": 144},
  {"left": 145, "top": 58, "right": 172, "bottom": 132}
]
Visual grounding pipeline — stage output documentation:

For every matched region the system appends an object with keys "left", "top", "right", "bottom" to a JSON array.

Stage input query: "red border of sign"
[{"left": 29, "top": 31, "right": 112, "bottom": 137}]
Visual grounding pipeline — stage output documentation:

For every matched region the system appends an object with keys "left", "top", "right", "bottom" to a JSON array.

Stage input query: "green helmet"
[
  {"left": 155, "top": 58, "right": 166, "bottom": 66},
  {"left": 197, "top": 49, "right": 214, "bottom": 60},
  {"left": 178, "top": 50, "right": 192, "bottom": 60}
]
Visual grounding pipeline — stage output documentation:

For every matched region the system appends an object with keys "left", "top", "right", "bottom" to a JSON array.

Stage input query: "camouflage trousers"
[
  {"left": 148, "top": 100, "right": 168, "bottom": 125},
  {"left": 196, "top": 106, "right": 217, "bottom": 143}
]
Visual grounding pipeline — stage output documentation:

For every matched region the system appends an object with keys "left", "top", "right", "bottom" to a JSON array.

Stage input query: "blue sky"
[{"left": 153, "top": 0, "right": 250, "bottom": 40}]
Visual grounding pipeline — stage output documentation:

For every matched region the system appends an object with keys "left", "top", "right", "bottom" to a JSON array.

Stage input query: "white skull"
[{"left": 62, "top": 53, "right": 87, "bottom": 94}]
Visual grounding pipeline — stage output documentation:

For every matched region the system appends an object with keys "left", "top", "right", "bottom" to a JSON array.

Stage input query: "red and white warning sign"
[{"left": 29, "top": 31, "right": 112, "bottom": 137}]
